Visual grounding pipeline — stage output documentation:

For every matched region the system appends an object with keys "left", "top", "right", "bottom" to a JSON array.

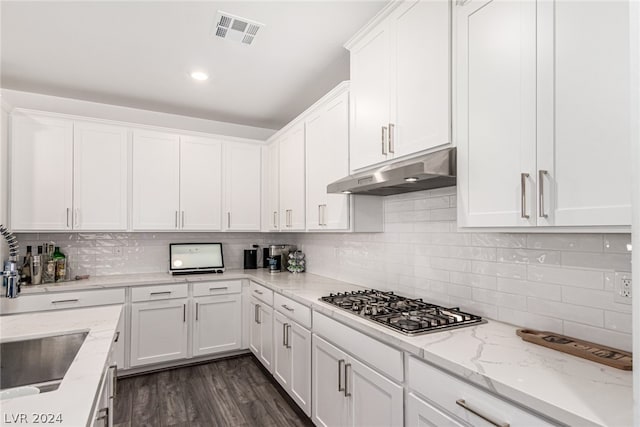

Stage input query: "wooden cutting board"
[{"left": 516, "top": 329, "right": 632, "bottom": 370}]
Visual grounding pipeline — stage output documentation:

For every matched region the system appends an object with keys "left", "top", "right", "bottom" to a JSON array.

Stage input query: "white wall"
[
  {"left": 1, "top": 89, "right": 277, "bottom": 141},
  {"left": 293, "top": 187, "right": 633, "bottom": 352}
]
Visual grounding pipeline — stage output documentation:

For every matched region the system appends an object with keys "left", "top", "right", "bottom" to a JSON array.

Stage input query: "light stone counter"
[
  {"left": 3, "top": 270, "right": 633, "bottom": 426},
  {"left": 0, "top": 305, "right": 123, "bottom": 427}
]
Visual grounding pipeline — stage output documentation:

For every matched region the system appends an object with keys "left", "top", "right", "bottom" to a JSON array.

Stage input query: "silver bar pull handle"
[
  {"left": 318, "top": 205, "right": 322, "bottom": 226},
  {"left": 286, "top": 324, "right": 291, "bottom": 349},
  {"left": 388, "top": 123, "right": 395, "bottom": 153},
  {"left": 175, "top": 211, "right": 179, "bottom": 229},
  {"left": 109, "top": 364, "right": 117, "bottom": 398},
  {"left": 338, "top": 359, "right": 345, "bottom": 392},
  {"left": 209, "top": 286, "right": 228, "bottom": 291},
  {"left": 183, "top": 304, "right": 186, "bottom": 322},
  {"left": 381, "top": 126, "right": 388, "bottom": 155},
  {"left": 181, "top": 211, "right": 185, "bottom": 228},
  {"left": 273, "top": 211, "right": 278, "bottom": 229},
  {"left": 344, "top": 363, "right": 352, "bottom": 397},
  {"left": 66, "top": 208, "right": 70, "bottom": 228},
  {"left": 150, "top": 291, "right": 171, "bottom": 296},
  {"left": 281, "top": 304, "right": 294, "bottom": 312},
  {"left": 227, "top": 212, "right": 231, "bottom": 229},
  {"left": 114, "top": 332, "right": 120, "bottom": 343},
  {"left": 282, "top": 322, "right": 288, "bottom": 347},
  {"left": 257, "top": 304, "right": 261, "bottom": 324},
  {"left": 52, "top": 299, "right": 79, "bottom": 304},
  {"left": 456, "top": 399, "right": 510, "bottom": 427},
  {"left": 254, "top": 304, "right": 259, "bottom": 323},
  {"left": 253, "top": 289, "right": 263, "bottom": 295},
  {"left": 195, "top": 302, "right": 199, "bottom": 321},
  {"left": 538, "top": 170, "right": 548, "bottom": 218},
  {"left": 520, "top": 173, "right": 530, "bottom": 219}
]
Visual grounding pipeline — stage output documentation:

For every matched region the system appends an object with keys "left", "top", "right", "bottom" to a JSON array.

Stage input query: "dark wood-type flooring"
[{"left": 113, "top": 354, "right": 314, "bottom": 427}]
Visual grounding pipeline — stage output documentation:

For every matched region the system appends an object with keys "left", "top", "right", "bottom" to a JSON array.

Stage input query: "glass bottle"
[
  {"left": 53, "top": 246, "right": 66, "bottom": 282},
  {"left": 21, "top": 245, "right": 32, "bottom": 285}
]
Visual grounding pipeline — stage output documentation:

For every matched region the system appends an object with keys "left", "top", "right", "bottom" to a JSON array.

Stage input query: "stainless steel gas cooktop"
[{"left": 320, "top": 289, "right": 485, "bottom": 336}]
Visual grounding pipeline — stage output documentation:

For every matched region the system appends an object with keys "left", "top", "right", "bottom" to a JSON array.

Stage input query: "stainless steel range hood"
[{"left": 327, "top": 148, "right": 456, "bottom": 196}]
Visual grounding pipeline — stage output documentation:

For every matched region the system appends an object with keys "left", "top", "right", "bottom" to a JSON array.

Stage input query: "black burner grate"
[{"left": 320, "top": 289, "right": 485, "bottom": 336}]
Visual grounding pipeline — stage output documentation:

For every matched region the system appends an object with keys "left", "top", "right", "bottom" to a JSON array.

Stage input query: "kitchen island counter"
[{"left": 0, "top": 305, "right": 122, "bottom": 427}]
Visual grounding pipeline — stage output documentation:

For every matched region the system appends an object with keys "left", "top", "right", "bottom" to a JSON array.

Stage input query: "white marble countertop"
[
  {"left": 4, "top": 270, "right": 634, "bottom": 426},
  {"left": 0, "top": 305, "right": 122, "bottom": 427}
]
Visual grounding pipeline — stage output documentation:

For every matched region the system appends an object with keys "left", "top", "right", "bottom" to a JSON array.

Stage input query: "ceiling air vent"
[{"left": 212, "top": 11, "right": 264, "bottom": 45}]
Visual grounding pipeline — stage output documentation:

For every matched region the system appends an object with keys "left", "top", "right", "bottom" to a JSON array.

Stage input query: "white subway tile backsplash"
[
  {"left": 18, "top": 188, "right": 631, "bottom": 351},
  {"left": 526, "top": 234, "right": 603, "bottom": 252},
  {"left": 527, "top": 298, "right": 604, "bottom": 327},
  {"left": 527, "top": 265, "right": 605, "bottom": 289}
]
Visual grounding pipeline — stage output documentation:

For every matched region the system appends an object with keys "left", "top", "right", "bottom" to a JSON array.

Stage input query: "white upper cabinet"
[
  {"left": 458, "top": 0, "right": 632, "bottom": 229},
  {"left": 74, "top": 121, "right": 128, "bottom": 231},
  {"left": 389, "top": 0, "right": 451, "bottom": 158},
  {"left": 349, "top": 21, "right": 391, "bottom": 171},
  {"left": 536, "top": 0, "right": 631, "bottom": 227},
  {"left": 305, "top": 90, "right": 350, "bottom": 231},
  {"left": 457, "top": 0, "right": 537, "bottom": 228},
  {"left": 132, "top": 130, "right": 181, "bottom": 230},
  {"left": 10, "top": 113, "right": 73, "bottom": 231},
  {"left": 279, "top": 123, "right": 306, "bottom": 231},
  {"left": 180, "top": 137, "right": 223, "bottom": 231},
  {"left": 224, "top": 142, "right": 262, "bottom": 231},
  {"left": 348, "top": 0, "right": 451, "bottom": 172},
  {"left": 266, "top": 141, "right": 280, "bottom": 231}
]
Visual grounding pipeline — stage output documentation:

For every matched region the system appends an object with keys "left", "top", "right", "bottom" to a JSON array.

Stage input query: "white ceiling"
[{"left": 1, "top": 1, "right": 386, "bottom": 130}]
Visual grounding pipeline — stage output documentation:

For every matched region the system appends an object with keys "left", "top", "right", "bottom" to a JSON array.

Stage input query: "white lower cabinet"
[
  {"left": 407, "top": 392, "right": 465, "bottom": 427},
  {"left": 312, "top": 334, "right": 403, "bottom": 427},
  {"left": 193, "top": 293, "right": 242, "bottom": 356},
  {"left": 408, "top": 357, "right": 556, "bottom": 426},
  {"left": 130, "top": 298, "right": 188, "bottom": 367},
  {"left": 249, "top": 296, "right": 273, "bottom": 372},
  {"left": 274, "top": 310, "right": 312, "bottom": 416}
]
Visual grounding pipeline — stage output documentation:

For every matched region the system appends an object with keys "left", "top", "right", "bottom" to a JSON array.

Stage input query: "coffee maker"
[{"left": 265, "top": 244, "right": 296, "bottom": 273}]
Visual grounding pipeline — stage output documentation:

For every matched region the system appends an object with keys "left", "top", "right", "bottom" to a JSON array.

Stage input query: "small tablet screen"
[{"left": 170, "top": 243, "right": 224, "bottom": 272}]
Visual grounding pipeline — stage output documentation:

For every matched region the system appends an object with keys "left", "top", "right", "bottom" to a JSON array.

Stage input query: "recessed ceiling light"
[
  {"left": 342, "top": 190, "right": 352, "bottom": 194},
  {"left": 191, "top": 71, "right": 209, "bottom": 81},
  {"left": 405, "top": 177, "right": 419, "bottom": 182}
]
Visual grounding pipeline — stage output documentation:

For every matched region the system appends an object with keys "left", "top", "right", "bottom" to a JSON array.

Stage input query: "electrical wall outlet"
[
  {"left": 113, "top": 247, "right": 123, "bottom": 256},
  {"left": 614, "top": 271, "right": 632, "bottom": 304}
]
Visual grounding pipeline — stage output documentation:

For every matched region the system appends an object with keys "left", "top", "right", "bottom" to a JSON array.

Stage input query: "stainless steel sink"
[{"left": 0, "top": 331, "right": 88, "bottom": 393}]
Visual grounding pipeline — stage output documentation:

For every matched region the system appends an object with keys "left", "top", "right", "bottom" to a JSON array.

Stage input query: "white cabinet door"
[
  {"left": 289, "top": 321, "right": 312, "bottom": 416},
  {"left": 10, "top": 113, "right": 73, "bottom": 231},
  {"left": 224, "top": 142, "right": 261, "bottom": 231},
  {"left": 390, "top": 0, "right": 451, "bottom": 157},
  {"left": 193, "top": 294, "right": 242, "bottom": 356},
  {"left": 279, "top": 123, "right": 306, "bottom": 231},
  {"left": 132, "top": 130, "right": 180, "bottom": 230},
  {"left": 266, "top": 141, "right": 280, "bottom": 231},
  {"left": 258, "top": 303, "right": 273, "bottom": 372},
  {"left": 73, "top": 121, "right": 128, "bottom": 231},
  {"left": 305, "top": 91, "right": 350, "bottom": 231},
  {"left": 457, "top": 0, "right": 537, "bottom": 227},
  {"left": 249, "top": 297, "right": 261, "bottom": 357},
  {"left": 130, "top": 298, "right": 188, "bottom": 367},
  {"left": 348, "top": 355, "right": 403, "bottom": 427},
  {"left": 273, "top": 311, "right": 292, "bottom": 389},
  {"left": 180, "top": 137, "right": 223, "bottom": 231},
  {"left": 407, "top": 392, "right": 465, "bottom": 427},
  {"left": 536, "top": 0, "right": 632, "bottom": 227},
  {"left": 350, "top": 22, "right": 392, "bottom": 171},
  {"left": 312, "top": 335, "right": 350, "bottom": 427}
]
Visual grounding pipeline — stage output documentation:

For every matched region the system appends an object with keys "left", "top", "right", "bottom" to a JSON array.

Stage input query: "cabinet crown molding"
[{"left": 343, "top": 0, "right": 403, "bottom": 50}]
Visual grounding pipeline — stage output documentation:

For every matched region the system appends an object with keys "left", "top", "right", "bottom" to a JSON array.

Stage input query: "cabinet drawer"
[
  {"left": 249, "top": 281, "right": 273, "bottom": 306},
  {"left": 131, "top": 283, "right": 188, "bottom": 302},
  {"left": 274, "top": 293, "right": 311, "bottom": 329},
  {"left": 313, "top": 311, "right": 403, "bottom": 383},
  {"left": 0, "top": 288, "right": 125, "bottom": 314},
  {"left": 408, "top": 357, "right": 557, "bottom": 426},
  {"left": 192, "top": 280, "right": 241, "bottom": 297}
]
